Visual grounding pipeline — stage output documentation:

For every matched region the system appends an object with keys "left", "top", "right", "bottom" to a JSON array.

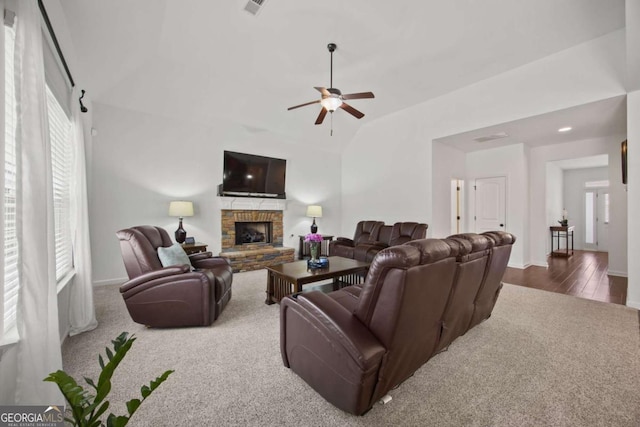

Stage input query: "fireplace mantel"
[{"left": 218, "top": 197, "right": 287, "bottom": 211}]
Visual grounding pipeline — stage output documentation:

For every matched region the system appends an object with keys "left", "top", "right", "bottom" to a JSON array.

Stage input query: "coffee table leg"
[{"left": 265, "top": 271, "right": 275, "bottom": 305}]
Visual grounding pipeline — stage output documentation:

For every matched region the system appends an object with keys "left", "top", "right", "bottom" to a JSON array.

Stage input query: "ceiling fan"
[{"left": 287, "top": 43, "right": 375, "bottom": 131}]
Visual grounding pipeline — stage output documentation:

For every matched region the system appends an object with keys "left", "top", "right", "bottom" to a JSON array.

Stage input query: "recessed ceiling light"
[{"left": 558, "top": 127, "right": 572, "bottom": 133}]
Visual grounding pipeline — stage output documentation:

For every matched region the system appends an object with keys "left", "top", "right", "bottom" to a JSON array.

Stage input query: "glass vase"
[{"left": 309, "top": 241, "right": 319, "bottom": 262}]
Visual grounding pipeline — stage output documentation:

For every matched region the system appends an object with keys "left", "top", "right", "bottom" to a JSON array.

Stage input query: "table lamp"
[
  {"left": 306, "top": 205, "right": 323, "bottom": 233},
  {"left": 169, "top": 201, "right": 194, "bottom": 243}
]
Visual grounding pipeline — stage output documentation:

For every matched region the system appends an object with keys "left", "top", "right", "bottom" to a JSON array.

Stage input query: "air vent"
[
  {"left": 473, "top": 132, "right": 509, "bottom": 143},
  {"left": 244, "top": 0, "right": 267, "bottom": 15}
]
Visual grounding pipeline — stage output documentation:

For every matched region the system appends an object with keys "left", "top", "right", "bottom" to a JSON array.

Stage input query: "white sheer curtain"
[
  {"left": 68, "top": 86, "right": 97, "bottom": 335},
  {"left": 12, "top": 0, "right": 62, "bottom": 404}
]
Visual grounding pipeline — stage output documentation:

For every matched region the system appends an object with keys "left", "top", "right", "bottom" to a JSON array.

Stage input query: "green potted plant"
[{"left": 44, "top": 332, "right": 173, "bottom": 427}]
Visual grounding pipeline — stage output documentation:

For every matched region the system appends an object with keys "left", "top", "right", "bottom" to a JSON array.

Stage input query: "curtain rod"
[{"left": 38, "top": 0, "right": 75, "bottom": 87}]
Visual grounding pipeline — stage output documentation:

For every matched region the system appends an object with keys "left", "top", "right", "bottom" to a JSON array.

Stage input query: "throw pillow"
[{"left": 157, "top": 244, "right": 191, "bottom": 268}]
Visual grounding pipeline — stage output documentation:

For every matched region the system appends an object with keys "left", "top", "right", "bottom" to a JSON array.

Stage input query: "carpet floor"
[{"left": 61, "top": 270, "right": 640, "bottom": 426}]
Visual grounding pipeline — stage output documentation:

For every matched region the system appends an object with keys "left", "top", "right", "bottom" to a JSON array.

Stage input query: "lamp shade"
[
  {"left": 306, "top": 205, "right": 323, "bottom": 218},
  {"left": 169, "top": 201, "right": 194, "bottom": 217}
]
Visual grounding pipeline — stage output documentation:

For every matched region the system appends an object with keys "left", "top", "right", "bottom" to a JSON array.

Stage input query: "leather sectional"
[
  {"left": 330, "top": 220, "right": 428, "bottom": 262},
  {"left": 280, "top": 231, "right": 515, "bottom": 415}
]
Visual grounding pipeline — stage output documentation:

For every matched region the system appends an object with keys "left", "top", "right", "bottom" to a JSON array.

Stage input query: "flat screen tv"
[{"left": 220, "top": 151, "right": 286, "bottom": 199}]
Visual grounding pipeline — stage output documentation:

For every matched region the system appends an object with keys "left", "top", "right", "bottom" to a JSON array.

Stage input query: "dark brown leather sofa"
[
  {"left": 330, "top": 221, "right": 428, "bottom": 262},
  {"left": 329, "top": 220, "right": 384, "bottom": 259},
  {"left": 116, "top": 225, "right": 233, "bottom": 327},
  {"left": 280, "top": 231, "right": 515, "bottom": 415}
]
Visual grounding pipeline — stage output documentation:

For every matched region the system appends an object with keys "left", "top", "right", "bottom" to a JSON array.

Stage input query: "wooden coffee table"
[{"left": 265, "top": 256, "right": 369, "bottom": 304}]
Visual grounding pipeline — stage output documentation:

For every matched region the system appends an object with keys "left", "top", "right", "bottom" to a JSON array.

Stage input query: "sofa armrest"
[
  {"left": 281, "top": 291, "right": 385, "bottom": 371},
  {"left": 190, "top": 254, "right": 231, "bottom": 269},
  {"left": 120, "top": 265, "right": 190, "bottom": 292},
  {"left": 333, "top": 237, "right": 355, "bottom": 246},
  {"left": 120, "top": 267, "right": 214, "bottom": 299},
  {"left": 365, "top": 241, "right": 388, "bottom": 248}
]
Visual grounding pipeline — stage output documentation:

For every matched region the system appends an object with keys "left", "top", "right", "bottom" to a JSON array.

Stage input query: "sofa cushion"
[{"left": 157, "top": 243, "right": 191, "bottom": 268}]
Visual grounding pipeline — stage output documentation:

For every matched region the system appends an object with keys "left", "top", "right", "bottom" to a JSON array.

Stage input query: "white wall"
[
  {"left": 562, "top": 167, "right": 608, "bottom": 250},
  {"left": 626, "top": 91, "right": 640, "bottom": 307},
  {"left": 545, "top": 162, "right": 564, "bottom": 256},
  {"left": 465, "top": 144, "right": 528, "bottom": 268},
  {"left": 343, "top": 30, "right": 626, "bottom": 265},
  {"left": 89, "top": 103, "right": 342, "bottom": 284},
  {"left": 432, "top": 141, "right": 467, "bottom": 237}
]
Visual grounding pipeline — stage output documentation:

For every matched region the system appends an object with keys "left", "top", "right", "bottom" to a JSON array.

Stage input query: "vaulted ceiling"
[{"left": 58, "top": 0, "right": 626, "bottom": 149}]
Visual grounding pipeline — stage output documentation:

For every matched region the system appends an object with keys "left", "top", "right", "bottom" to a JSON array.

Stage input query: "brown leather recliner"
[
  {"left": 116, "top": 225, "right": 232, "bottom": 327},
  {"left": 329, "top": 220, "right": 384, "bottom": 259},
  {"left": 281, "top": 232, "right": 515, "bottom": 415}
]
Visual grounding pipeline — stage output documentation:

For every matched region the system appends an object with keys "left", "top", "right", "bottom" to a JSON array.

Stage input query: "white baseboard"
[
  {"left": 530, "top": 261, "right": 548, "bottom": 268},
  {"left": 507, "top": 262, "right": 530, "bottom": 270},
  {"left": 93, "top": 277, "right": 127, "bottom": 287},
  {"left": 626, "top": 300, "right": 640, "bottom": 310},
  {"left": 607, "top": 270, "right": 628, "bottom": 278}
]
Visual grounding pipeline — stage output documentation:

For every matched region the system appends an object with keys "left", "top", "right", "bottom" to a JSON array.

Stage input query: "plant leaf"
[
  {"left": 84, "top": 376, "right": 97, "bottom": 390},
  {"left": 140, "top": 385, "right": 151, "bottom": 399},
  {"left": 105, "top": 347, "right": 114, "bottom": 361},
  {"left": 126, "top": 398, "right": 141, "bottom": 416},
  {"left": 106, "top": 413, "right": 129, "bottom": 427},
  {"left": 44, "top": 370, "right": 89, "bottom": 424}
]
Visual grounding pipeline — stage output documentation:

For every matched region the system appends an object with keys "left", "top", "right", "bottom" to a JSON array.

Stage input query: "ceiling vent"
[
  {"left": 473, "top": 132, "right": 509, "bottom": 143},
  {"left": 244, "top": 0, "right": 267, "bottom": 15}
]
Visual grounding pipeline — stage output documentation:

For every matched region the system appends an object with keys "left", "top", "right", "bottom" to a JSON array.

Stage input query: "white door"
[{"left": 474, "top": 177, "right": 506, "bottom": 233}]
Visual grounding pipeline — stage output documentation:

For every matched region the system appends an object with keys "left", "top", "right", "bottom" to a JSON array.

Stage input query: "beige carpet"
[{"left": 61, "top": 270, "right": 640, "bottom": 426}]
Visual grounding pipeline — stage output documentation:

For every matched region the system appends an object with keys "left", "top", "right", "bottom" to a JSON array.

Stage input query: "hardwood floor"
[{"left": 503, "top": 250, "right": 628, "bottom": 305}]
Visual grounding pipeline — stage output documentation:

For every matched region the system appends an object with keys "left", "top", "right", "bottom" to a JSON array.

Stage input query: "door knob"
[{"left": 499, "top": 224, "right": 504, "bottom": 227}]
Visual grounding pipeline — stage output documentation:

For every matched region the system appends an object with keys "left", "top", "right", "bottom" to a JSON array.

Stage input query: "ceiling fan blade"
[
  {"left": 341, "top": 91, "right": 375, "bottom": 100},
  {"left": 315, "top": 108, "right": 328, "bottom": 125},
  {"left": 314, "top": 87, "right": 331, "bottom": 97},
  {"left": 340, "top": 102, "right": 365, "bottom": 119},
  {"left": 288, "top": 99, "right": 321, "bottom": 111}
]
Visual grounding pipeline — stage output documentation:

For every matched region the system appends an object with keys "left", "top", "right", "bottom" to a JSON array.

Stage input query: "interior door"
[{"left": 474, "top": 176, "right": 506, "bottom": 233}]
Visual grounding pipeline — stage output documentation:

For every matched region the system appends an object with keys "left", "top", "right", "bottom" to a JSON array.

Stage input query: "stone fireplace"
[{"left": 220, "top": 209, "right": 294, "bottom": 272}]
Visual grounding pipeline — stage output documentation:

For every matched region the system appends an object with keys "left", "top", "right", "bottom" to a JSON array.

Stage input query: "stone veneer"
[{"left": 220, "top": 209, "right": 294, "bottom": 272}]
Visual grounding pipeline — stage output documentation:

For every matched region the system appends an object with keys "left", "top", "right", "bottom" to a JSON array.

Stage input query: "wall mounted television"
[{"left": 219, "top": 151, "right": 287, "bottom": 199}]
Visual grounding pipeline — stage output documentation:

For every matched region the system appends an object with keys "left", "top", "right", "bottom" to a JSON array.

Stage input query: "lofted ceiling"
[{"left": 57, "top": 0, "right": 626, "bottom": 150}]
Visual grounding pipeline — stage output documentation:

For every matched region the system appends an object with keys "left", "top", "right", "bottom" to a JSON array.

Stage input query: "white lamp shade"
[
  {"left": 169, "top": 201, "right": 194, "bottom": 217},
  {"left": 306, "top": 205, "right": 323, "bottom": 218}
]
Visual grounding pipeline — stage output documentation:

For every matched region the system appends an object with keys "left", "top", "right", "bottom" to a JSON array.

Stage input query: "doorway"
[{"left": 450, "top": 179, "right": 465, "bottom": 235}]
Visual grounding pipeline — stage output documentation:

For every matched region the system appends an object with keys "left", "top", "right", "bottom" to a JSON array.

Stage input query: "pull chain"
[{"left": 331, "top": 112, "right": 333, "bottom": 136}]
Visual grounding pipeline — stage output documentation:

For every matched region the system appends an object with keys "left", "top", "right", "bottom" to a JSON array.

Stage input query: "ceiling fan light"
[{"left": 320, "top": 97, "right": 342, "bottom": 112}]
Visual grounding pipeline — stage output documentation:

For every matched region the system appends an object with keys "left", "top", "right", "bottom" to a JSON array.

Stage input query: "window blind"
[
  {"left": 3, "top": 20, "right": 19, "bottom": 336},
  {"left": 46, "top": 85, "right": 73, "bottom": 281}
]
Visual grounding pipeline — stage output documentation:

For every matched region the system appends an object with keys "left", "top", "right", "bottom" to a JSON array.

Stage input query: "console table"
[
  {"left": 298, "top": 235, "right": 333, "bottom": 260},
  {"left": 550, "top": 226, "right": 574, "bottom": 258}
]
